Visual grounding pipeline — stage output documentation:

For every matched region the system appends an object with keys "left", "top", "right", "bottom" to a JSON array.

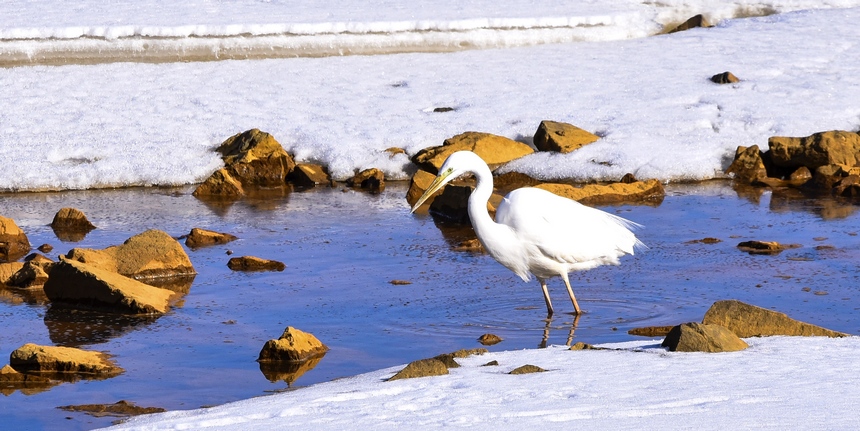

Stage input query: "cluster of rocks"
[
  {"left": 0, "top": 209, "right": 294, "bottom": 396},
  {"left": 628, "top": 299, "right": 846, "bottom": 353},
  {"left": 727, "top": 130, "right": 860, "bottom": 200},
  {"left": 406, "top": 121, "right": 665, "bottom": 225},
  {"left": 193, "top": 129, "right": 385, "bottom": 197}
]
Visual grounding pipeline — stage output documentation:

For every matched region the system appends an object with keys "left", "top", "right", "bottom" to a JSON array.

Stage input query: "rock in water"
[
  {"left": 65, "top": 229, "right": 196, "bottom": 281},
  {"left": 257, "top": 327, "right": 329, "bottom": 363},
  {"left": 661, "top": 322, "right": 748, "bottom": 353},
  {"left": 10, "top": 343, "right": 123, "bottom": 376},
  {"left": 0, "top": 216, "right": 31, "bottom": 262},
  {"left": 184, "top": 228, "right": 238, "bottom": 248},
  {"left": 702, "top": 300, "right": 847, "bottom": 337},
  {"left": 227, "top": 256, "right": 286, "bottom": 272},
  {"left": 44, "top": 258, "right": 173, "bottom": 314}
]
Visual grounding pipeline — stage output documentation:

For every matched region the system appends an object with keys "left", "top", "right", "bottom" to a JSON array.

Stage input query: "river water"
[{"left": 0, "top": 181, "right": 858, "bottom": 430}]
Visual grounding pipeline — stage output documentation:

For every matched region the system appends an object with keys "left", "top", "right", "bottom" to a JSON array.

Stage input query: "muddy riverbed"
[{"left": 1, "top": 181, "right": 858, "bottom": 430}]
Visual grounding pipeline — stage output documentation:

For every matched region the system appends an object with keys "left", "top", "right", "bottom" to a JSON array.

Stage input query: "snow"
[
  {"left": 2, "top": 1, "right": 860, "bottom": 191},
  {"left": 2, "top": 1, "right": 860, "bottom": 429},
  {"left": 104, "top": 336, "right": 860, "bottom": 430}
]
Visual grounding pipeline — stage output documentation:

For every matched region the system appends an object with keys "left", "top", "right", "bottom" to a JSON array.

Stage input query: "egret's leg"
[
  {"left": 560, "top": 273, "right": 582, "bottom": 315},
  {"left": 539, "top": 278, "right": 554, "bottom": 316}
]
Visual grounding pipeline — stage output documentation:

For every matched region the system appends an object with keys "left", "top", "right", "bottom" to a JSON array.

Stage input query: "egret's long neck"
[{"left": 467, "top": 162, "right": 509, "bottom": 245}]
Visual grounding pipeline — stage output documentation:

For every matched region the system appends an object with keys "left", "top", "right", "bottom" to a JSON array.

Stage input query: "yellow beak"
[{"left": 410, "top": 170, "right": 453, "bottom": 213}]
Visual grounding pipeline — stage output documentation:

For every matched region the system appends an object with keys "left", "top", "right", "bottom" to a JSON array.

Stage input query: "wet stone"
[
  {"left": 477, "top": 333, "right": 503, "bottom": 345},
  {"left": 227, "top": 256, "right": 286, "bottom": 272}
]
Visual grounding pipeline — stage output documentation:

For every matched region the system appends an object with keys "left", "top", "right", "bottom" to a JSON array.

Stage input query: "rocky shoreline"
[{"left": 1, "top": 121, "right": 858, "bottom": 422}]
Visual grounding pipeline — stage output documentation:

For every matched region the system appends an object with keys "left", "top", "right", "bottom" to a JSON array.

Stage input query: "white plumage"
[{"left": 411, "top": 150, "right": 644, "bottom": 315}]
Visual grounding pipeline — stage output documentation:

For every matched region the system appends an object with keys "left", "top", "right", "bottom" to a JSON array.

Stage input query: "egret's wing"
[{"left": 497, "top": 188, "right": 642, "bottom": 265}]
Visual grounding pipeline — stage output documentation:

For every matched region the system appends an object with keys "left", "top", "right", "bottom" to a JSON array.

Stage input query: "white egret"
[{"left": 411, "top": 151, "right": 644, "bottom": 316}]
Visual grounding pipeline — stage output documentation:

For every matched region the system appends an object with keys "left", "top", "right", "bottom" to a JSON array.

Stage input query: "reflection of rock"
[
  {"left": 44, "top": 307, "right": 159, "bottom": 347},
  {"left": 65, "top": 229, "right": 196, "bottom": 281},
  {"left": 661, "top": 322, "right": 748, "bottom": 353},
  {"left": 44, "top": 258, "right": 174, "bottom": 315},
  {"left": 0, "top": 215, "right": 31, "bottom": 262},
  {"left": 258, "top": 327, "right": 329, "bottom": 363},
  {"left": 58, "top": 400, "right": 166, "bottom": 418},
  {"left": 184, "top": 228, "right": 237, "bottom": 248},
  {"left": 10, "top": 343, "right": 123, "bottom": 377},
  {"left": 412, "top": 132, "right": 533, "bottom": 174},
  {"left": 0, "top": 285, "right": 48, "bottom": 305},
  {"left": 533, "top": 120, "right": 599, "bottom": 154},
  {"left": 259, "top": 355, "right": 324, "bottom": 387},
  {"left": 702, "top": 300, "right": 847, "bottom": 337},
  {"left": 227, "top": 256, "right": 286, "bottom": 272},
  {"left": 51, "top": 208, "right": 96, "bottom": 242}
]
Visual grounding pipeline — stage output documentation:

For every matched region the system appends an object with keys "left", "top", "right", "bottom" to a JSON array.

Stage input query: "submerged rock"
[
  {"left": 0, "top": 215, "right": 31, "bottom": 262},
  {"left": 702, "top": 300, "right": 847, "bottom": 338},
  {"left": 533, "top": 120, "right": 599, "bottom": 154},
  {"left": 661, "top": 322, "right": 748, "bottom": 353},
  {"left": 0, "top": 364, "right": 53, "bottom": 392},
  {"left": 10, "top": 343, "right": 123, "bottom": 376},
  {"left": 65, "top": 229, "right": 196, "bottom": 281},
  {"left": 412, "top": 132, "right": 533, "bottom": 174},
  {"left": 44, "top": 258, "right": 174, "bottom": 314},
  {"left": 227, "top": 256, "right": 286, "bottom": 272},
  {"left": 58, "top": 400, "right": 166, "bottom": 418},
  {"left": 184, "top": 228, "right": 238, "bottom": 248},
  {"left": 258, "top": 326, "right": 329, "bottom": 363}
]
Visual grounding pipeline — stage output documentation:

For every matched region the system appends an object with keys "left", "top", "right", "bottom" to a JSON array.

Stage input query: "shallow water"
[{"left": 0, "top": 182, "right": 858, "bottom": 430}]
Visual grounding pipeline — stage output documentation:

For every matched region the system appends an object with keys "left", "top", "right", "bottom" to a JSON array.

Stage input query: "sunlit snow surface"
[
  {"left": 106, "top": 337, "right": 860, "bottom": 430},
  {"left": 1, "top": 1, "right": 860, "bottom": 190}
]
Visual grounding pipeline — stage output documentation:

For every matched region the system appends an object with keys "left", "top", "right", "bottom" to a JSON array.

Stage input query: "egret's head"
[{"left": 409, "top": 151, "right": 476, "bottom": 213}]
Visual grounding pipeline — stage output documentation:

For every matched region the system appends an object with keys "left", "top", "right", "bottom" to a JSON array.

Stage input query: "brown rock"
[
  {"left": 478, "top": 333, "right": 503, "bottom": 345},
  {"left": 406, "top": 169, "right": 444, "bottom": 208},
  {"left": 384, "top": 147, "right": 406, "bottom": 158},
  {"left": 0, "top": 262, "right": 25, "bottom": 285},
  {"left": 833, "top": 175, "right": 860, "bottom": 196},
  {"left": 0, "top": 215, "right": 31, "bottom": 262},
  {"left": 10, "top": 343, "right": 123, "bottom": 376},
  {"left": 289, "top": 163, "right": 331, "bottom": 187},
  {"left": 388, "top": 358, "right": 448, "bottom": 381},
  {"left": 668, "top": 14, "right": 710, "bottom": 33},
  {"left": 535, "top": 179, "right": 665, "bottom": 205},
  {"left": 533, "top": 120, "right": 599, "bottom": 154},
  {"left": 7, "top": 260, "right": 52, "bottom": 289},
  {"left": 627, "top": 325, "right": 675, "bottom": 337},
  {"left": 0, "top": 364, "right": 53, "bottom": 390},
  {"left": 58, "top": 400, "right": 166, "bottom": 418},
  {"left": 805, "top": 164, "right": 848, "bottom": 190},
  {"left": 726, "top": 145, "right": 767, "bottom": 183},
  {"left": 257, "top": 326, "right": 329, "bottom": 363},
  {"left": 569, "top": 342, "right": 604, "bottom": 350},
  {"left": 51, "top": 207, "right": 96, "bottom": 232},
  {"left": 492, "top": 171, "right": 543, "bottom": 192},
  {"left": 227, "top": 256, "right": 286, "bottom": 272},
  {"left": 736, "top": 240, "right": 801, "bottom": 255},
  {"left": 789, "top": 166, "right": 813, "bottom": 183},
  {"left": 65, "top": 229, "right": 196, "bottom": 281},
  {"left": 453, "top": 238, "right": 484, "bottom": 252},
  {"left": 433, "top": 348, "right": 488, "bottom": 368},
  {"left": 37, "top": 244, "right": 53, "bottom": 253},
  {"left": 346, "top": 168, "right": 385, "bottom": 190},
  {"left": 217, "top": 129, "right": 296, "bottom": 187},
  {"left": 388, "top": 280, "right": 412, "bottom": 285},
  {"left": 702, "top": 300, "right": 848, "bottom": 338},
  {"left": 428, "top": 185, "right": 473, "bottom": 224},
  {"left": 661, "top": 322, "right": 748, "bottom": 352},
  {"left": 710, "top": 71, "right": 740, "bottom": 84},
  {"left": 509, "top": 364, "right": 546, "bottom": 374},
  {"left": 44, "top": 258, "right": 174, "bottom": 314},
  {"left": 768, "top": 130, "right": 860, "bottom": 170},
  {"left": 411, "top": 132, "right": 533, "bottom": 174},
  {"left": 184, "top": 228, "right": 237, "bottom": 248},
  {"left": 193, "top": 168, "right": 245, "bottom": 197}
]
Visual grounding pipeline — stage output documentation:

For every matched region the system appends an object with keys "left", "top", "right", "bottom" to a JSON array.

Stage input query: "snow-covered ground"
[
  {"left": 104, "top": 336, "right": 860, "bottom": 430},
  {"left": 2, "top": 1, "right": 860, "bottom": 191}
]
